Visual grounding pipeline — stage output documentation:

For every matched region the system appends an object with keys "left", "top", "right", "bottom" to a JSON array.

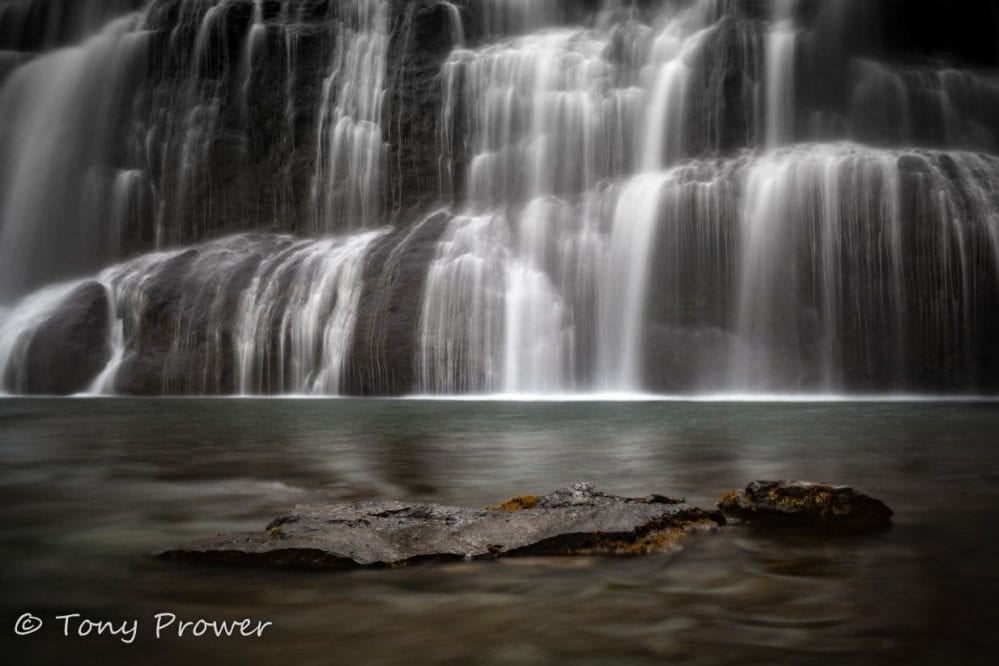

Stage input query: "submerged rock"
[
  {"left": 717, "top": 481, "right": 893, "bottom": 530},
  {"left": 159, "top": 483, "right": 723, "bottom": 570}
]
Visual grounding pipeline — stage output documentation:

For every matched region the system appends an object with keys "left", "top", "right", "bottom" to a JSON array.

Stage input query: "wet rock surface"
[
  {"left": 160, "top": 480, "right": 896, "bottom": 571},
  {"left": 718, "top": 480, "right": 894, "bottom": 530},
  {"left": 18, "top": 281, "right": 111, "bottom": 395},
  {"left": 159, "top": 482, "right": 724, "bottom": 570}
]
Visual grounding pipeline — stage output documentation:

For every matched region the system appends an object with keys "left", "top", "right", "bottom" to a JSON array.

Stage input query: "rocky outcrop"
[
  {"left": 718, "top": 480, "right": 894, "bottom": 531},
  {"left": 160, "top": 480, "right": 896, "bottom": 571},
  {"left": 159, "top": 482, "right": 725, "bottom": 570}
]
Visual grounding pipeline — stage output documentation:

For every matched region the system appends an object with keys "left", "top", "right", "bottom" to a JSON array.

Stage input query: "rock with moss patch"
[
  {"left": 159, "top": 483, "right": 722, "bottom": 570},
  {"left": 717, "top": 480, "right": 893, "bottom": 530}
]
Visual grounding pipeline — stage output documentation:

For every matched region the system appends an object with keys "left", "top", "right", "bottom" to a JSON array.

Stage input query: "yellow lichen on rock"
[
  {"left": 719, "top": 490, "right": 742, "bottom": 506},
  {"left": 580, "top": 517, "right": 719, "bottom": 556},
  {"left": 768, "top": 486, "right": 834, "bottom": 513},
  {"left": 489, "top": 495, "right": 538, "bottom": 511}
]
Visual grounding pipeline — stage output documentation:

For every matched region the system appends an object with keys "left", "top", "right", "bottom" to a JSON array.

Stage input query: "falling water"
[
  {"left": 87, "top": 301, "right": 125, "bottom": 396},
  {"left": 0, "top": 230, "right": 385, "bottom": 395},
  {"left": 442, "top": 2, "right": 465, "bottom": 48},
  {"left": 2, "top": 0, "right": 999, "bottom": 396},
  {"left": 0, "top": 0, "right": 399, "bottom": 302},
  {"left": 236, "top": 230, "right": 386, "bottom": 394},
  {"left": 444, "top": 27, "right": 635, "bottom": 207},
  {"left": 480, "top": 0, "right": 561, "bottom": 37},
  {"left": 418, "top": 214, "right": 508, "bottom": 394},
  {"left": 640, "top": 0, "right": 719, "bottom": 170},
  {"left": 311, "top": 0, "right": 389, "bottom": 232},
  {"left": 730, "top": 144, "right": 999, "bottom": 392},
  {"left": 597, "top": 173, "right": 671, "bottom": 389},
  {"left": 848, "top": 59, "right": 999, "bottom": 150},
  {"left": 765, "top": 0, "right": 796, "bottom": 147},
  {"left": 0, "top": 14, "right": 147, "bottom": 300},
  {"left": 428, "top": 0, "right": 745, "bottom": 393}
]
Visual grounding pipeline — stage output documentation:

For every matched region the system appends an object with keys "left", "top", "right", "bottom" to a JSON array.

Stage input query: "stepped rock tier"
[{"left": 2, "top": 0, "right": 998, "bottom": 396}]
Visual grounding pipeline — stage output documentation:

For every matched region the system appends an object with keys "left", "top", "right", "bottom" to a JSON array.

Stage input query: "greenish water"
[{"left": 1, "top": 399, "right": 997, "bottom": 664}]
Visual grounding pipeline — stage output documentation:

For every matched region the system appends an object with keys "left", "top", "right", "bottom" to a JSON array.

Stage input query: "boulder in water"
[
  {"left": 159, "top": 482, "right": 724, "bottom": 570},
  {"left": 717, "top": 480, "right": 893, "bottom": 530},
  {"left": 21, "top": 281, "right": 110, "bottom": 395}
]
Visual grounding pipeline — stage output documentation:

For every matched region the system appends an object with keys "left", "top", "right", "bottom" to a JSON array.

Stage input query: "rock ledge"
[
  {"left": 160, "top": 480, "right": 894, "bottom": 571},
  {"left": 158, "top": 482, "right": 723, "bottom": 570}
]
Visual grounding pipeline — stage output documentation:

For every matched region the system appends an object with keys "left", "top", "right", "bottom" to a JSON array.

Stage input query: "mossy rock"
[{"left": 717, "top": 480, "right": 892, "bottom": 531}]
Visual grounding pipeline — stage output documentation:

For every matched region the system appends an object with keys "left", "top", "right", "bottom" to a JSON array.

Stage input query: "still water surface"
[{"left": 1, "top": 399, "right": 997, "bottom": 664}]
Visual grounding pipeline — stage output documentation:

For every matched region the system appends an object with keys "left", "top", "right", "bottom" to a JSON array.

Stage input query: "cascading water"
[
  {"left": 639, "top": 0, "right": 722, "bottom": 170},
  {"left": 847, "top": 59, "right": 999, "bottom": 151},
  {"left": 427, "top": 0, "right": 751, "bottom": 393},
  {"left": 0, "top": 0, "right": 394, "bottom": 302},
  {"left": 765, "top": 0, "right": 796, "bottom": 147},
  {"left": 311, "top": 0, "right": 389, "bottom": 232},
  {"left": 731, "top": 145, "right": 904, "bottom": 391},
  {"left": 0, "top": 232, "right": 384, "bottom": 396},
  {"left": 2, "top": 0, "right": 999, "bottom": 396},
  {"left": 418, "top": 214, "right": 509, "bottom": 394},
  {"left": 235, "top": 230, "right": 386, "bottom": 394},
  {"left": 0, "top": 13, "right": 149, "bottom": 300}
]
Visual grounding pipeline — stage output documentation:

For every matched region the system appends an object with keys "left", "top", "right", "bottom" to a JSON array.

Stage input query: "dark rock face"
[
  {"left": 159, "top": 482, "right": 725, "bottom": 570},
  {"left": 15, "top": 281, "right": 111, "bottom": 395},
  {"left": 684, "top": 13, "right": 765, "bottom": 158},
  {"left": 385, "top": 1, "right": 459, "bottom": 211},
  {"left": 345, "top": 210, "right": 451, "bottom": 396},
  {"left": 718, "top": 481, "right": 893, "bottom": 531}
]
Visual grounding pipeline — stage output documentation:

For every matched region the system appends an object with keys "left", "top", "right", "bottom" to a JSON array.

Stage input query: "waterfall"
[
  {"left": 2, "top": 0, "right": 999, "bottom": 396},
  {"left": 428, "top": 16, "right": 636, "bottom": 394},
  {"left": 0, "top": 14, "right": 147, "bottom": 301},
  {"left": 87, "top": 299, "right": 125, "bottom": 396},
  {"left": 728, "top": 144, "right": 999, "bottom": 392},
  {"left": 428, "top": 0, "right": 740, "bottom": 393},
  {"left": 441, "top": 2, "right": 465, "bottom": 48},
  {"left": 597, "top": 173, "right": 670, "bottom": 390},
  {"left": 848, "top": 59, "right": 999, "bottom": 150},
  {"left": 418, "top": 214, "right": 508, "bottom": 394},
  {"left": 481, "top": 0, "right": 561, "bottom": 37},
  {"left": 311, "top": 0, "right": 389, "bottom": 232},
  {"left": 640, "top": 0, "right": 718, "bottom": 170},
  {"left": 236, "top": 230, "right": 386, "bottom": 395},
  {"left": 443, "top": 27, "right": 635, "bottom": 207},
  {"left": 0, "top": 0, "right": 398, "bottom": 302},
  {"left": 0, "top": 231, "right": 384, "bottom": 395},
  {"left": 765, "top": 0, "right": 796, "bottom": 147},
  {"left": 502, "top": 199, "right": 577, "bottom": 393}
]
